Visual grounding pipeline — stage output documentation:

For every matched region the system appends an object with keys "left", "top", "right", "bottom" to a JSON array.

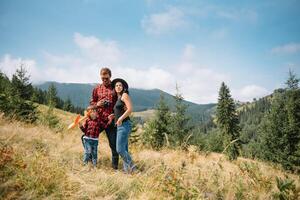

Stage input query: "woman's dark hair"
[{"left": 113, "top": 82, "right": 129, "bottom": 97}]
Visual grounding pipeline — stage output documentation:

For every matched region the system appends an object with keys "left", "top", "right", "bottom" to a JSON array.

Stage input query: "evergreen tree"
[
  {"left": 0, "top": 71, "right": 10, "bottom": 93},
  {"left": 0, "top": 67, "right": 37, "bottom": 123},
  {"left": 259, "top": 71, "right": 300, "bottom": 170},
  {"left": 216, "top": 82, "right": 241, "bottom": 160},
  {"left": 129, "top": 116, "right": 140, "bottom": 145},
  {"left": 47, "top": 83, "right": 58, "bottom": 107},
  {"left": 285, "top": 69, "right": 299, "bottom": 89},
  {"left": 142, "top": 93, "right": 172, "bottom": 149},
  {"left": 10, "top": 65, "right": 33, "bottom": 100},
  {"left": 63, "top": 97, "right": 73, "bottom": 112},
  {"left": 31, "top": 88, "right": 47, "bottom": 104},
  {"left": 0, "top": 71, "right": 11, "bottom": 113},
  {"left": 170, "top": 84, "right": 192, "bottom": 147}
]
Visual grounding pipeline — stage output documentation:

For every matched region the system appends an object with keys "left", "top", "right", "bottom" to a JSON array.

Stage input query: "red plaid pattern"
[
  {"left": 80, "top": 118, "right": 104, "bottom": 139},
  {"left": 90, "top": 83, "right": 117, "bottom": 125}
]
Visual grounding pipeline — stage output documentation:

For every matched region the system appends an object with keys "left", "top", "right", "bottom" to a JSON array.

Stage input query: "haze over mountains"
[{"left": 35, "top": 81, "right": 216, "bottom": 123}]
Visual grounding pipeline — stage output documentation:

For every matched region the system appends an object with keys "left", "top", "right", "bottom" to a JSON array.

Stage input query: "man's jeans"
[
  {"left": 105, "top": 122, "right": 119, "bottom": 169},
  {"left": 116, "top": 120, "right": 134, "bottom": 172},
  {"left": 83, "top": 137, "right": 98, "bottom": 166}
]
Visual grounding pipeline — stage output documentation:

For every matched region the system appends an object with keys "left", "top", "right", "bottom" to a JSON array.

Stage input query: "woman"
[{"left": 111, "top": 78, "right": 136, "bottom": 173}]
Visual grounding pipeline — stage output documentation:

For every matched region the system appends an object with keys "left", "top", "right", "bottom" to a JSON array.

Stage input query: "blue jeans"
[
  {"left": 83, "top": 137, "right": 98, "bottom": 166},
  {"left": 116, "top": 120, "right": 134, "bottom": 172}
]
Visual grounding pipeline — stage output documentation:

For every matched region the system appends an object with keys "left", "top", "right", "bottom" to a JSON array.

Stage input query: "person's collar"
[{"left": 100, "top": 81, "right": 112, "bottom": 88}]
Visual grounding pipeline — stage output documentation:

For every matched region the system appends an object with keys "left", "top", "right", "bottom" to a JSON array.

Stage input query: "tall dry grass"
[{"left": 0, "top": 107, "right": 299, "bottom": 199}]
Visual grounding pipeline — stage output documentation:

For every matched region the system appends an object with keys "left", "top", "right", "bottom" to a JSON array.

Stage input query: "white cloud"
[
  {"left": 172, "top": 44, "right": 230, "bottom": 103},
  {"left": 74, "top": 32, "right": 122, "bottom": 65},
  {"left": 141, "top": 7, "right": 186, "bottom": 35},
  {"left": 113, "top": 66, "right": 175, "bottom": 91},
  {"left": 0, "top": 34, "right": 270, "bottom": 104},
  {"left": 232, "top": 84, "right": 270, "bottom": 102},
  {"left": 0, "top": 54, "right": 41, "bottom": 82},
  {"left": 216, "top": 8, "right": 258, "bottom": 23},
  {"left": 271, "top": 43, "right": 300, "bottom": 55}
]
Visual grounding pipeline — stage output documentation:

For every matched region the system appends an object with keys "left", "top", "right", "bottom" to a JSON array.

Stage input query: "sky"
[{"left": 0, "top": 0, "right": 300, "bottom": 104}]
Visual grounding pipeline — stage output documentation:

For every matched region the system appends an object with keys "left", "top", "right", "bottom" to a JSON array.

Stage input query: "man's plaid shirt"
[{"left": 90, "top": 83, "right": 117, "bottom": 126}]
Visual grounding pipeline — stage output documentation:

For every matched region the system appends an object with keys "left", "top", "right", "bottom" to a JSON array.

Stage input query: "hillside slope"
[
  {"left": 0, "top": 107, "right": 299, "bottom": 199},
  {"left": 35, "top": 81, "right": 216, "bottom": 123}
]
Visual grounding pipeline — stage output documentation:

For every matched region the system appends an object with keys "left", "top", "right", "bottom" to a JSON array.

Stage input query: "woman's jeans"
[
  {"left": 82, "top": 137, "right": 98, "bottom": 167},
  {"left": 116, "top": 120, "right": 134, "bottom": 172}
]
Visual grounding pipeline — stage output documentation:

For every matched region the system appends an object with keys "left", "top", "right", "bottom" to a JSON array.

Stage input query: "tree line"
[
  {"left": 142, "top": 70, "right": 300, "bottom": 172},
  {"left": 0, "top": 65, "right": 84, "bottom": 123}
]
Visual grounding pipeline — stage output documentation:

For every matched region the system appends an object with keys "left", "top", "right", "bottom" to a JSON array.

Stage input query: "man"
[{"left": 90, "top": 67, "right": 119, "bottom": 169}]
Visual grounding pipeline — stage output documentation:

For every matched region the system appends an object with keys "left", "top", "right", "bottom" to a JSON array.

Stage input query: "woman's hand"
[
  {"left": 108, "top": 114, "right": 115, "bottom": 121},
  {"left": 116, "top": 118, "right": 123, "bottom": 126}
]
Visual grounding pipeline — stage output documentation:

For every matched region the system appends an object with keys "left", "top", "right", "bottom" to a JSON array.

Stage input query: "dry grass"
[{"left": 0, "top": 106, "right": 299, "bottom": 200}]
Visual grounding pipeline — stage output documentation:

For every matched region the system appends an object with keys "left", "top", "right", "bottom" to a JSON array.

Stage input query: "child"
[{"left": 79, "top": 105, "right": 108, "bottom": 168}]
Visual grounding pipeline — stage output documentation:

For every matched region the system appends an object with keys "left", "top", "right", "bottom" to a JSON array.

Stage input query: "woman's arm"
[{"left": 116, "top": 93, "right": 132, "bottom": 125}]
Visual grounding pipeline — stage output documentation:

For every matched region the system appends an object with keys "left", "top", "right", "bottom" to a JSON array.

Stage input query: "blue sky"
[{"left": 1, "top": 0, "right": 300, "bottom": 103}]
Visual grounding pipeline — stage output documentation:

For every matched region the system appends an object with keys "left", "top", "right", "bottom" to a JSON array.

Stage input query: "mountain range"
[{"left": 35, "top": 81, "right": 216, "bottom": 124}]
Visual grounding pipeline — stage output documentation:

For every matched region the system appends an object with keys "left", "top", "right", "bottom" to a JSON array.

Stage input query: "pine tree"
[
  {"left": 142, "top": 93, "right": 172, "bottom": 149},
  {"left": 285, "top": 69, "right": 299, "bottom": 90},
  {"left": 0, "top": 67, "right": 37, "bottom": 123},
  {"left": 0, "top": 71, "right": 11, "bottom": 113},
  {"left": 216, "top": 82, "right": 241, "bottom": 160},
  {"left": 259, "top": 70, "right": 300, "bottom": 170},
  {"left": 129, "top": 116, "right": 140, "bottom": 145},
  {"left": 285, "top": 70, "right": 300, "bottom": 169},
  {"left": 63, "top": 97, "right": 73, "bottom": 112},
  {"left": 170, "top": 84, "right": 192, "bottom": 148},
  {"left": 47, "top": 83, "right": 58, "bottom": 107},
  {"left": 10, "top": 65, "right": 33, "bottom": 100}
]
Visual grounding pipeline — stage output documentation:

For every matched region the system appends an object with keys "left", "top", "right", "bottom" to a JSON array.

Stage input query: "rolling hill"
[
  {"left": 35, "top": 81, "right": 216, "bottom": 124},
  {"left": 1, "top": 105, "right": 299, "bottom": 199}
]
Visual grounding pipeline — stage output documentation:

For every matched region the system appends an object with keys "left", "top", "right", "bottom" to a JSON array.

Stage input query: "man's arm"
[{"left": 90, "top": 87, "right": 98, "bottom": 106}]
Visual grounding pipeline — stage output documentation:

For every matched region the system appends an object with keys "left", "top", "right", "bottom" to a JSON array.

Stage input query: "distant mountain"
[{"left": 35, "top": 81, "right": 216, "bottom": 124}]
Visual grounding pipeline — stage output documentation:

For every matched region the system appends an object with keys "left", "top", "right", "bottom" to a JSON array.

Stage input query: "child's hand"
[{"left": 79, "top": 120, "right": 85, "bottom": 127}]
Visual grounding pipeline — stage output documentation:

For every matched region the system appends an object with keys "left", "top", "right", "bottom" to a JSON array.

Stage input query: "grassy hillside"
[{"left": 1, "top": 106, "right": 299, "bottom": 199}]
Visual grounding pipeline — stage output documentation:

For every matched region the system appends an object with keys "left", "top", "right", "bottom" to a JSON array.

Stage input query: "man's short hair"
[{"left": 100, "top": 67, "right": 112, "bottom": 77}]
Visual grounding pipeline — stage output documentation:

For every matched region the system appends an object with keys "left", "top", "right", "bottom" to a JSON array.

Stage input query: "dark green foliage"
[
  {"left": 169, "top": 85, "right": 192, "bottom": 148},
  {"left": 10, "top": 65, "right": 34, "bottom": 100},
  {"left": 238, "top": 96, "right": 272, "bottom": 157},
  {"left": 142, "top": 85, "right": 192, "bottom": 149},
  {"left": 142, "top": 93, "right": 172, "bottom": 149},
  {"left": 39, "top": 106, "right": 61, "bottom": 131},
  {"left": 129, "top": 116, "right": 140, "bottom": 145},
  {"left": 285, "top": 69, "right": 299, "bottom": 90},
  {"left": 63, "top": 97, "right": 73, "bottom": 112},
  {"left": 0, "top": 68, "right": 83, "bottom": 124},
  {"left": 190, "top": 128, "right": 224, "bottom": 152},
  {"left": 47, "top": 83, "right": 59, "bottom": 108},
  {"left": 258, "top": 71, "right": 300, "bottom": 171},
  {"left": 0, "top": 71, "right": 10, "bottom": 112},
  {"left": 31, "top": 88, "right": 48, "bottom": 104},
  {"left": 273, "top": 176, "right": 299, "bottom": 200},
  {"left": 0, "top": 67, "right": 37, "bottom": 123},
  {"left": 216, "top": 82, "right": 241, "bottom": 160}
]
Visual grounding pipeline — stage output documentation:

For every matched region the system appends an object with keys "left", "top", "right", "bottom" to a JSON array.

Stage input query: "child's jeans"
[
  {"left": 82, "top": 137, "right": 98, "bottom": 167},
  {"left": 116, "top": 120, "right": 134, "bottom": 173}
]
